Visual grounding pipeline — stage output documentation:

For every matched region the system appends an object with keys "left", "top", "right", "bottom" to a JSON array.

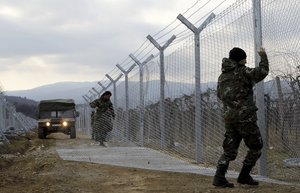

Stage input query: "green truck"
[{"left": 37, "top": 99, "right": 78, "bottom": 139}]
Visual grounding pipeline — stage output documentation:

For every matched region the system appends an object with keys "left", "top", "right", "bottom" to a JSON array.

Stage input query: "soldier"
[
  {"left": 213, "top": 47, "right": 269, "bottom": 187},
  {"left": 90, "top": 91, "right": 115, "bottom": 146}
]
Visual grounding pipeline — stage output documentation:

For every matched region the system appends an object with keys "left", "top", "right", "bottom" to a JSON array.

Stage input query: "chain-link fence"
[
  {"left": 78, "top": 0, "right": 300, "bottom": 184},
  {"left": 0, "top": 93, "right": 37, "bottom": 143}
]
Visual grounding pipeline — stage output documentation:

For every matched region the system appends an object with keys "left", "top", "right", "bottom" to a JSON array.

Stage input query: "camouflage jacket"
[
  {"left": 89, "top": 98, "right": 115, "bottom": 118},
  {"left": 217, "top": 55, "right": 269, "bottom": 123}
]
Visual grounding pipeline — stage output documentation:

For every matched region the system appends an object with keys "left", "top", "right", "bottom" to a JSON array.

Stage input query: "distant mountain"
[
  {"left": 6, "top": 81, "right": 98, "bottom": 104},
  {"left": 5, "top": 80, "right": 208, "bottom": 105},
  {"left": 5, "top": 79, "right": 293, "bottom": 106}
]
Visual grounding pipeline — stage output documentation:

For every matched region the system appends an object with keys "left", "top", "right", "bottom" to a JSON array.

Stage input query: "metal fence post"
[
  {"left": 0, "top": 94, "right": 9, "bottom": 143},
  {"left": 117, "top": 63, "right": 136, "bottom": 140},
  {"left": 253, "top": 0, "right": 267, "bottom": 176},
  {"left": 177, "top": 13, "right": 215, "bottom": 163},
  {"left": 105, "top": 74, "right": 123, "bottom": 108},
  {"left": 147, "top": 35, "right": 176, "bottom": 149},
  {"left": 129, "top": 54, "right": 154, "bottom": 146},
  {"left": 92, "top": 88, "right": 101, "bottom": 97}
]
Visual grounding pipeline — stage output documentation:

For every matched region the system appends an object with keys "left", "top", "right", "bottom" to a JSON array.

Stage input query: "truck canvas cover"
[{"left": 39, "top": 99, "right": 75, "bottom": 112}]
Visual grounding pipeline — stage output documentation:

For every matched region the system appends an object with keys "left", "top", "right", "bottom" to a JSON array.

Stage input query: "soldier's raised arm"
[{"left": 245, "top": 47, "right": 269, "bottom": 83}]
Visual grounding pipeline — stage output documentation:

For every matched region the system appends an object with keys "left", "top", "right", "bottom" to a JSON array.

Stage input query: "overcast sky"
[{"left": 0, "top": 0, "right": 236, "bottom": 91}]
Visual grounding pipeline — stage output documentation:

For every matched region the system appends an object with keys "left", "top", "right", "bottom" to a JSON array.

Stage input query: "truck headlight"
[
  {"left": 46, "top": 122, "right": 50, "bottom": 126},
  {"left": 62, "top": 121, "right": 68, "bottom": 127}
]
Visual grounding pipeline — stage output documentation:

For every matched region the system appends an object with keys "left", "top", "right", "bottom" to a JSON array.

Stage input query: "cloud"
[
  {"left": 0, "top": 4, "right": 22, "bottom": 19},
  {"left": 0, "top": 0, "right": 239, "bottom": 91}
]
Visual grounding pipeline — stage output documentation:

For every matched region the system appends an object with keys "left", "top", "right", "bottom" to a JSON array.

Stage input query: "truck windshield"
[{"left": 40, "top": 110, "right": 75, "bottom": 118}]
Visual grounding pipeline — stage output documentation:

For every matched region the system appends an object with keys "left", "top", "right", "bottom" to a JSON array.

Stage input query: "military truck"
[{"left": 37, "top": 99, "right": 78, "bottom": 139}]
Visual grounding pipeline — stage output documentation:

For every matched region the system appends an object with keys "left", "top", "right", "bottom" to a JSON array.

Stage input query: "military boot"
[
  {"left": 237, "top": 165, "right": 259, "bottom": 185},
  {"left": 99, "top": 141, "right": 106, "bottom": 147},
  {"left": 212, "top": 165, "right": 234, "bottom": 188}
]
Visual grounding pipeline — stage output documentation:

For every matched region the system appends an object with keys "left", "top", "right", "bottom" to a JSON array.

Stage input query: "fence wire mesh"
[
  {"left": 77, "top": 0, "right": 300, "bottom": 183},
  {"left": 0, "top": 93, "right": 37, "bottom": 143}
]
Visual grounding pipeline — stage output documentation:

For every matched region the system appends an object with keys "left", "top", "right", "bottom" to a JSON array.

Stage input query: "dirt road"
[{"left": 1, "top": 133, "right": 300, "bottom": 193}]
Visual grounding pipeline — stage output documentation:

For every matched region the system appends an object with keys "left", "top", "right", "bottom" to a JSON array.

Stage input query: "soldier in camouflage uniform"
[
  {"left": 213, "top": 47, "right": 269, "bottom": 188},
  {"left": 89, "top": 91, "right": 115, "bottom": 146}
]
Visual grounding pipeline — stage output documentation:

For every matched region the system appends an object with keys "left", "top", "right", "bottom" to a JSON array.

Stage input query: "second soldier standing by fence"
[{"left": 89, "top": 91, "right": 115, "bottom": 146}]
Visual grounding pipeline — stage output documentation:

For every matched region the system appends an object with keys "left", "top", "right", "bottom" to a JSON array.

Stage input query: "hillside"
[
  {"left": 6, "top": 81, "right": 97, "bottom": 104},
  {"left": 4, "top": 80, "right": 197, "bottom": 105},
  {"left": 4, "top": 79, "right": 293, "bottom": 107},
  {"left": 4, "top": 96, "right": 39, "bottom": 119}
]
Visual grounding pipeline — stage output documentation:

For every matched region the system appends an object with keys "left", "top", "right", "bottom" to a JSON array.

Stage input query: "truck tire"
[
  {"left": 38, "top": 128, "right": 46, "bottom": 139},
  {"left": 70, "top": 127, "right": 76, "bottom": 139}
]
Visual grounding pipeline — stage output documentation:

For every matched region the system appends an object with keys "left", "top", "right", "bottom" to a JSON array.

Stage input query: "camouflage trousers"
[{"left": 217, "top": 121, "right": 263, "bottom": 167}]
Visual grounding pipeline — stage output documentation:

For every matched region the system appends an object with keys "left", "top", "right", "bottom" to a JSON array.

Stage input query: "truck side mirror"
[{"left": 76, "top": 111, "right": 80, "bottom": 117}]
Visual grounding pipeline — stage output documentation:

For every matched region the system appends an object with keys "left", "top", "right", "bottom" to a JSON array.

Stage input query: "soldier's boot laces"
[
  {"left": 213, "top": 166, "right": 234, "bottom": 188},
  {"left": 237, "top": 165, "right": 259, "bottom": 185}
]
